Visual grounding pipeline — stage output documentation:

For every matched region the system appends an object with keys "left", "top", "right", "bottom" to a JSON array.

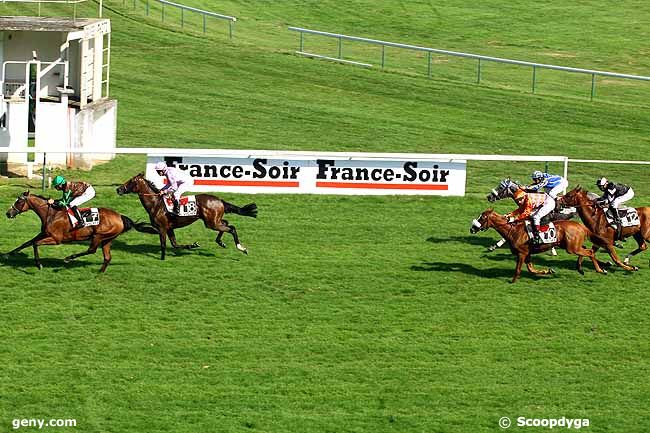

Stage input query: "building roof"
[{"left": 0, "top": 16, "right": 107, "bottom": 32}]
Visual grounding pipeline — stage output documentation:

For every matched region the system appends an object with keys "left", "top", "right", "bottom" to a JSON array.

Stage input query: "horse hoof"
[
  {"left": 603, "top": 269, "right": 608, "bottom": 275},
  {"left": 236, "top": 244, "right": 247, "bottom": 254},
  {"left": 624, "top": 257, "right": 630, "bottom": 265},
  {"left": 192, "top": 242, "right": 201, "bottom": 249},
  {"left": 549, "top": 268, "right": 556, "bottom": 274},
  {"left": 578, "top": 269, "right": 585, "bottom": 276},
  {"left": 216, "top": 241, "right": 227, "bottom": 249},
  {"left": 36, "top": 263, "right": 43, "bottom": 270},
  {"left": 633, "top": 266, "right": 639, "bottom": 271},
  {"left": 487, "top": 246, "right": 496, "bottom": 252}
]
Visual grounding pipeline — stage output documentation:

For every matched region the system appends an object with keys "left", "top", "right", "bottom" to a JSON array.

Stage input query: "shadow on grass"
[
  {"left": 411, "top": 260, "right": 517, "bottom": 279},
  {"left": 0, "top": 251, "right": 112, "bottom": 273},
  {"left": 426, "top": 235, "right": 496, "bottom": 248},
  {"left": 110, "top": 239, "right": 243, "bottom": 260}
]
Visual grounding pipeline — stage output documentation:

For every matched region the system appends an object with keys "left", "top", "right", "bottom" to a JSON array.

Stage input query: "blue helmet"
[{"left": 531, "top": 170, "right": 544, "bottom": 180}]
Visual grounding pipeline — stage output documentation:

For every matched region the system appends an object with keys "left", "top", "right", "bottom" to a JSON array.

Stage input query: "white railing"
[
  {"left": 4, "top": 147, "right": 650, "bottom": 192},
  {"left": 288, "top": 26, "right": 650, "bottom": 101},
  {"left": 124, "top": 0, "right": 237, "bottom": 38}
]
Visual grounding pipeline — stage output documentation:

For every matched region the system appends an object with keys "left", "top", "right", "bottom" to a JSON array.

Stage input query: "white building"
[{"left": 0, "top": 16, "right": 116, "bottom": 173}]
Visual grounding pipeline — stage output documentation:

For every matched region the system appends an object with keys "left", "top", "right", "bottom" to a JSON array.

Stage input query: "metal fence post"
[
  {"left": 532, "top": 66, "right": 537, "bottom": 94},
  {"left": 337, "top": 37, "right": 342, "bottom": 59},
  {"left": 41, "top": 153, "right": 47, "bottom": 192},
  {"left": 162, "top": 3, "right": 165, "bottom": 21},
  {"left": 381, "top": 45, "right": 385, "bottom": 68},
  {"left": 203, "top": 15, "right": 206, "bottom": 33},
  {"left": 181, "top": 9, "right": 184, "bottom": 28},
  {"left": 300, "top": 32, "right": 304, "bottom": 52},
  {"left": 590, "top": 74, "right": 596, "bottom": 101},
  {"left": 146, "top": 0, "right": 149, "bottom": 16},
  {"left": 477, "top": 58, "right": 482, "bottom": 84},
  {"left": 229, "top": 20, "right": 233, "bottom": 40},
  {"left": 427, "top": 52, "right": 432, "bottom": 78}
]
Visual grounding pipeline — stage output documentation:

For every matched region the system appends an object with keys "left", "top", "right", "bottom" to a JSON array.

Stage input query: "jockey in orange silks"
[{"left": 505, "top": 189, "right": 555, "bottom": 242}]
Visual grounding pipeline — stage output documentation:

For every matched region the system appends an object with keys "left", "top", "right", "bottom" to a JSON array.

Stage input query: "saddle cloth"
[
  {"left": 164, "top": 195, "right": 198, "bottom": 217},
  {"left": 67, "top": 207, "right": 100, "bottom": 227},
  {"left": 605, "top": 207, "right": 640, "bottom": 228},
  {"left": 525, "top": 221, "right": 558, "bottom": 244}
]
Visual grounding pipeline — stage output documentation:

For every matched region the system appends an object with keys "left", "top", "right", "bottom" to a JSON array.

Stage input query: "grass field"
[{"left": 1, "top": 1, "right": 649, "bottom": 432}]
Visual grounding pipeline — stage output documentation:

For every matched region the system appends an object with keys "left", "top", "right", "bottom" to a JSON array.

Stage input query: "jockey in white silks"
[{"left": 154, "top": 161, "right": 193, "bottom": 214}]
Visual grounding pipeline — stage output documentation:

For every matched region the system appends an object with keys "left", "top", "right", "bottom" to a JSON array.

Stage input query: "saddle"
[
  {"left": 67, "top": 207, "right": 100, "bottom": 227},
  {"left": 524, "top": 221, "right": 558, "bottom": 245},
  {"left": 604, "top": 207, "right": 640, "bottom": 229},
  {"left": 164, "top": 195, "right": 198, "bottom": 216}
]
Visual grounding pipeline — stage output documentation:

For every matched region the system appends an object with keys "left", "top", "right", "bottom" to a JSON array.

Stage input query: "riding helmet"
[{"left": 52, "top": 175, "right": 66, "bottom": 188}]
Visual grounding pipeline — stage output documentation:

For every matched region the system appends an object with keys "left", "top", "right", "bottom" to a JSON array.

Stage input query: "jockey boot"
[
  {"left": 72, "top": 206, "right": 85, "bottom": 229},
  {"left": 612, "top": 211, "right": 625, "bottom": 242},
  {"left": 173, "top": 198, "right": 181, "bottom": 215},
  {"left": 531, "top": 223, "right": 542, "bottom": 245}
]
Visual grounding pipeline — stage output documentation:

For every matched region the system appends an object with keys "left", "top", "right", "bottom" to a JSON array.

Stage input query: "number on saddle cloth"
[
  {"left": 67, "top": 207, "right": 100, "bottom": 227},
  {"left": 164, "top": 195, "right": 198, "bottom": 216}
]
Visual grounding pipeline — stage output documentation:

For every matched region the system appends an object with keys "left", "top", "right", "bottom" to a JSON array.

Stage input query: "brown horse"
[
  {"left": 4, "top": 191, "right": 158, "bottom": 272},
  {"left": 558, "top": 187, "right": 650, "bottom": 271},
  {"left": 470, "top": 208, "right": 606, "bottom": 283},
  {"left": 116, "top": 173, "right": 257, "bottom": 260}
]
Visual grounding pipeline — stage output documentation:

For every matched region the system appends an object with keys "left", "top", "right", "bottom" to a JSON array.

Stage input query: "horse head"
[
  {"left": 470, "top": 208, "right": 497, "bottom": 233},
  {"left": 487, "top": 178, "right": 521, "bottom": 202},
  {"left": 6, "top": 191, "right": 31, "bottom": 219},
  {"left": 117, "top": 173, "right": 152, "bottom": 195},
  {"left": 558, "top": 186, "right": 589, "bottom": 208}
]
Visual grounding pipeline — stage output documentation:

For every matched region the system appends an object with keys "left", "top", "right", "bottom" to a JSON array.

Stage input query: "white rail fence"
[
  {"left": 288, "top": 26, "right": 650, "bottom": 102},
  {"left": 2, "top": 148, "right": 649, "bottom": 193}
]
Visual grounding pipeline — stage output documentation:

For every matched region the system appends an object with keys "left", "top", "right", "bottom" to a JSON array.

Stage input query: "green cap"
[{"left": 52, "top": 175, "right": 66, "bottom": 187}]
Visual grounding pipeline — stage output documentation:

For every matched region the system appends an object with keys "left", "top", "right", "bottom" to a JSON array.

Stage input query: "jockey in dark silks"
[{"left": 596, "top": 177, "right": 634, "bottom": 236}]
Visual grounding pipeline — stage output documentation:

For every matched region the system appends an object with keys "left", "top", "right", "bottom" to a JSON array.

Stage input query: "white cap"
[{"left": 154, "top": 161, "right": 168, "bottom": 172}]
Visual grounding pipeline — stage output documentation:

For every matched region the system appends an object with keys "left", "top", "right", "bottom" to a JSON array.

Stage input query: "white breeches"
[
  {"left": 171, "top": 182, "right": 191, "bottom": 200},
  {"left": 532, "top": 197, "right": 555, "bottom": 226},
  {"left": 69, "top": 186, "right": 96, "bottom": 207},
  {"left": 547, "top": 179, "right": 568, "bottom": 199},
  {"left": 611, "top": 188, "right": 634, "bottom": 208}
]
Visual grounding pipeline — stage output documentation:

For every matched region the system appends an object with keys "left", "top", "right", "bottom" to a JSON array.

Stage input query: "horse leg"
[
  {"left": 566, "top": 240, "right": 605, "bottom": 275},
  {"left": 525, "top": 255, "right": 553, "bottom": 276},
  {"left": 217, "top": 221, "right": 247, "bottom": 254},
  {"left": 31, "top": 235, "right": 59, "bottom": 270},
  {"left": 512, "top": 253, "right": 526, "bottom": 283},
  {"left": 215, "top": 231, "right": 226, "bottom": 248},
  {"left": 488, "top": 238, "right": 506, "bottom": 252},
  {"left": 5, "top": 233, "right": 43, "bottom": 256},
  {"left": 623, "top": 232, "right": 647, "bottom": 265},
  {"left": 99, "top": 239, "right": 114, "bottom": 273},
  {"left": 64, "top": 236, "right": 102, "bottom": 263},
  {"left": 159, "top": 231, "right": 167, "bottom": 260},
  {"left": 603, "top": 243, "right": 638, "bottom": 271},
  {"left": 167, "top": 228, "right": 200, "bottom": 250}
]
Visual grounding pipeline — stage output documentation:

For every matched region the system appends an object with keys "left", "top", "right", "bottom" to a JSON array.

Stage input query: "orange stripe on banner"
[
  {"left": 194, "top": 179, "right": 300, "bottom": 188},
  {"left": 316, "top": 181, "right": 449, "bottom": 190}
]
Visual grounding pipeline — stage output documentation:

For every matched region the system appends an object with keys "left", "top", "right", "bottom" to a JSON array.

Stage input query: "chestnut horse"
[
  {"left": 558, "top": 187, "right": 650, "bottom": 271},
  {"left": 4, "top": 191, "right": 158, "bottom": 272},
  {"left": 470, "top": 208, "right": 606, "bottom": 283},
  {"left": 116, "top": 173, "right": 257, "bottom": 260}
]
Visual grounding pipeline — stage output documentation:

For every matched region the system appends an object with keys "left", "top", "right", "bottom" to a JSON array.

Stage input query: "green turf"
[{"left": 1, "top": 1, "right": 650, "bottom": 432}]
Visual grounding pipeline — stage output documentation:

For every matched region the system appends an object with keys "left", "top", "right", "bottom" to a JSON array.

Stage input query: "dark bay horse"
[
  {"left": 116, "top": 174, "right": 257, "bottom": 260},
  {"left": 558, "top": 187, "right": 650, "bottom": 271},
  {"left": 470, "top": 208, "right": 606, "bottom": 283},
  {"left": 4, "top": 191, "right": 158, "bottom": 272}
]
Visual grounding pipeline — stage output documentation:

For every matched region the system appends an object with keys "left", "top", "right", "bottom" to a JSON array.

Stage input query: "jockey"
[
  {"left": 526, "top": 170, "right": 568, "bottom": 200},
  {"left": 154, "top": 161, "right": 193, "bottom": 214},
  {"left": 596, "top": 177, "right": 634, "bottom": 226},
  {"left": 505, "top": 189, "right": 554, "bottom": 243},
  {"left": 50, "top": 175, "right": 96, "bottom": 229}
]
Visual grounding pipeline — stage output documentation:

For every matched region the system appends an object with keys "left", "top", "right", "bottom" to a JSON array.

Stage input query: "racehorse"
[
  {"left": 557, "top": 187, "right": 650, "bottom": 271},
  {"left": 485, "top": 178, "right": 577, "bottom": 252},
  {"left": 116, "top": 173, "right": 258, "bottom": 260},
  {"left": 4, "top": 191, "right": 158, "bottom": 272},
  {"left": 470, "top": 208, "right": 606, "bottom": 283}
]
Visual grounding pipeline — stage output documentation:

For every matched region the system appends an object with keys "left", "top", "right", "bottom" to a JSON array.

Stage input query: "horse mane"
[{"left": 140, "top": 176, "right": 160, "bottom": 193}]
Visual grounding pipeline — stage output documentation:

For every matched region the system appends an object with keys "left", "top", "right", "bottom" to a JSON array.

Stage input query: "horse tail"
[
  {"left": 223, "top": 201, "right": 258, "bottom": 218},
  {"left": 120, "top": 215, "right": 159, "bottom": 235}
]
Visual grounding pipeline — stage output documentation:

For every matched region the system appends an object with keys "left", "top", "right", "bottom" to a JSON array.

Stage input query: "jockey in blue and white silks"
[{"left": 526, "top": 171, "right": 568, "bottom": 199}]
